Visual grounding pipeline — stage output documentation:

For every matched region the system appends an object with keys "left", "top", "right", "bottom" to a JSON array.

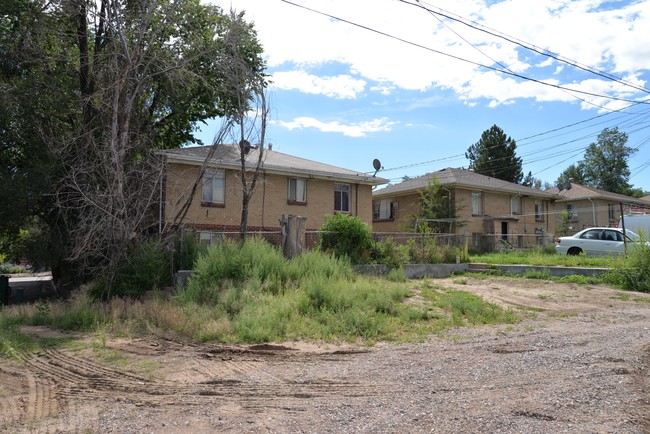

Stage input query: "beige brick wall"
[
  {"left": 163, "top": 162, "right": 375, "bottom": 231},
  {"left": 556, "top": 199, "right": 620, "bottom": 235}
]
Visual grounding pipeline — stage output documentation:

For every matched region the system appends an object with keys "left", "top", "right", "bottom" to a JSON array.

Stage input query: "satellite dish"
[
  {"left": 564, "top": 181, "right": 572, "bottom": 190},
  {"left": 372, "top": 159, "right": 382, "bottom": 177},
  {"left": 557, "top": 183, "right": 564, "bottom": 192},
  {"left": 240, "top": 139, "right": 252, "bottom": 154}
]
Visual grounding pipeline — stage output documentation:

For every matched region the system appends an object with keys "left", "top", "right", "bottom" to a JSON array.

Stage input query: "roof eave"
[{"left": 162, "top": 153, "right": 388, "bottom": 186}]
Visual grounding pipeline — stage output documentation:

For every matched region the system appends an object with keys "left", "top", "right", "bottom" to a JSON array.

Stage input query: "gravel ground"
[{"left": 1, "top": 275, "right": 649, "bottom": 433}]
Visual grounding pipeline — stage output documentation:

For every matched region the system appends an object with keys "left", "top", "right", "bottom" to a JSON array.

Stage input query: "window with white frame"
[
  {"left": 511, "top": 195, "right": 522, "bottom": 214},
  {"left": 201, "top": 169, "right": 225, "bottom": 205},
  {"left": 288, "top": 178, "right": 307, "bottom": 203},
  {"left": 334, "top": 183, "right": 350, "bottom": 213},
  {"left": 373, "top": 199, "right": 396, "bottom": 220},
  {"left": 471, "top": 192, "right": 483, "bottom": 215}
]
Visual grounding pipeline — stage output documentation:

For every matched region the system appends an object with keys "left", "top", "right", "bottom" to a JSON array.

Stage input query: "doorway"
[{"left": 501, "top": 221, "right": 508, "bottom": 241}]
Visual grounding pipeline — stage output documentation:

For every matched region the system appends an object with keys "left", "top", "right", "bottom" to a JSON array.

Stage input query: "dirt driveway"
[{"left": 1, "top": 275, "right": 649, "bottom": 433}]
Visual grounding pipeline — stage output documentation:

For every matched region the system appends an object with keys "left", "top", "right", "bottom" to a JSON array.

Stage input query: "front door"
[{"left": 501, "top": 221, "right": 508, "bottom": 241}]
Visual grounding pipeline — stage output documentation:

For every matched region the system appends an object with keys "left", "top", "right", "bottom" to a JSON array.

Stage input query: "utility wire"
[
  {"left": 280, "top": 0, "right": 650, "bottom": 187},
  {"left": 406, "top": 0, "right": 650, "bottom": 95},
  {"left": 279, "top": 0, "right": 650, "bottom": 106}
]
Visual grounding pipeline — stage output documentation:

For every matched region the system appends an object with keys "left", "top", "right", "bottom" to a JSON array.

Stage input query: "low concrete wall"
[
  {"left": 176, "top": 264, "right": 609, "bottom": 287},
  {"left": 353, "top": 264, "right": 468, "bottom": 278},
  {"left": 354, "top": 263, "right": 610, "bottom": 279},
  {"left": 487, "top": 264, "right": 610, "bottom": 278}
]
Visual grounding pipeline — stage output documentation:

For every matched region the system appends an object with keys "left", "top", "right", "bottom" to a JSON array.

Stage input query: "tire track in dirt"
[
  {"left": 2, "top": 344, "right": 386, "bottom": 432},
  {"left": 0, "top": 366, "right": 24, "bottom": 428}
]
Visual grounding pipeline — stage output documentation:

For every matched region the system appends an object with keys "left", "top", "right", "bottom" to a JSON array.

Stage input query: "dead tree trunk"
[{"left": 280, "top": 214, "right": 307, "bottom": 259}]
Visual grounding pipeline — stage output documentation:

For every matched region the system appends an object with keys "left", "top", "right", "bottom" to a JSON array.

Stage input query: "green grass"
[
  {"left": 471, "top": 251, "right": 626, "bottom": 268},
  {"left": 0, "top": 240, "right": 527, "bottom": 352}
]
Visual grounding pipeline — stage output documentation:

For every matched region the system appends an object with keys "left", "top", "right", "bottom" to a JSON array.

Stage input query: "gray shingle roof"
[
  {"left": 373, "top": 167, "right": 555, "bottom": 198},
  {"left": 160, "top": 144, "right": 388, "bottom": 186},
  {"left": 547, "top": 182, "right": 649, "bottom": 206}
]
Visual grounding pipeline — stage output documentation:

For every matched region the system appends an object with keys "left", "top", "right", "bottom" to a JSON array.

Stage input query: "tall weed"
[{"left": 611, "top": 235, "right": 650, "bottom": 292}]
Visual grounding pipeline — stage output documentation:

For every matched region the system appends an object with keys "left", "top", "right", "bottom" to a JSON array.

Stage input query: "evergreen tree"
[{"left": 465, "top": 125, "right": 523, "bottom": 184}]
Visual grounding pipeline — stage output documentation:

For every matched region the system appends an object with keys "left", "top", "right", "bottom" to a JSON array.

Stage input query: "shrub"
[
  {"left": 173, "top": 228, "right": 203, "bottom": 271},
  {"left": 611, "top": 235, "right": 650, "bottom": 292},
  {"left": 181, "top": 238, "right": 289, "bottom": 305},
  {"left": 319, "top": 214, "right": 372, "bottom": 264},
  {"left": 371, "top": 238, "right": 409, "bottom": 269},
  {"left": 406, "top": 238, "right": 469, "bottom": 264},
  {"left": 91, "top": 240, "right": 171, "bottom": 299}
]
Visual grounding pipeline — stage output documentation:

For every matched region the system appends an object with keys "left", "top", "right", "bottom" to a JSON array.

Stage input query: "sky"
[{"left": 200, "top": 0, "right": 650, "bottom": 191}]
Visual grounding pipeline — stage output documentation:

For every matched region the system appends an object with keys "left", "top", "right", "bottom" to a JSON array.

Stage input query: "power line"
[
  {"left": 278, "top": 0, "right": 650, "bottom": 188},
  {"left": 279, "top": 0, "right": 650, "bottom": 106},
  {"left": 405, "top": 0, "right": 650, "bottom": 95}
]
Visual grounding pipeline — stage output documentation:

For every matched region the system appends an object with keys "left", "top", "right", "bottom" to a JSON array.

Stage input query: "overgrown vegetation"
[
  {"left": 319, "top": 213, "right": 372, "bottom": 264},
  {"left": 89, "top": 240, "right": 172, "bottom": 300},
  {"left": 607, "top": 235, "right": 650, "bottom": 292},
  {"left": 470, "top": 248, "right": 626, "bottom": 268},
  {"left": 0, "top": 238, "right": 520, "bottom": 358}
]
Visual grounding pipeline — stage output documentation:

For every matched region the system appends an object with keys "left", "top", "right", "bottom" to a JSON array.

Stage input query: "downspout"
[
  {"left": 442, "top": 187, "right": 452, "bottom": 233},
  {"left": 355, "top": 184, "right": 359, "bottom": 217},
  {"left": 588, "top": 197, "right": 596, "bottom": 226},
  {"left": 261, "top": 171, "right": 266, "bottom": 229},
  {"left": 522, "top": 195, "right": 527, "bottom": 237}
]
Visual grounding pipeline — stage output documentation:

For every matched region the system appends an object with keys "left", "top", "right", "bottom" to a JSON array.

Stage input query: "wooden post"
[{"left": 280, "top": 214, "right": 307, "bottom": 259}]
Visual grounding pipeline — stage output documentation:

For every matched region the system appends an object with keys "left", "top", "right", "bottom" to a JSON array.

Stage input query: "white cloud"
[
  {"left": 211, "top": 0, "right": 649, "bottom": 107},
  {"left": 271, "top": 71, "right": 366, "bottom": 99},
  {"left": 274, "top": 117, "right": 396, "bottom": 137}
]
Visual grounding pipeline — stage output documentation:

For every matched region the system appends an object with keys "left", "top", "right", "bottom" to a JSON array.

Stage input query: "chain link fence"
[{"left": 185, "top": 229, "right": 554, "bottom": 256}]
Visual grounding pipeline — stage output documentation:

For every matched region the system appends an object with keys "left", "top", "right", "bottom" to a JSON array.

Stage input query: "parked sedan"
[{"left": 555, "top": 227, "right": 640, "bottom": 256}]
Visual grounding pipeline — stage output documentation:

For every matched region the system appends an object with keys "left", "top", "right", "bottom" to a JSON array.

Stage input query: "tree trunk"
[{"left": 280, "top": 214, "right": 306, "bottom": 259}]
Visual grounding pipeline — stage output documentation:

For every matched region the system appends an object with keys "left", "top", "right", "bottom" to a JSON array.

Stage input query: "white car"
[{"left": 555, "top": 227, "right": 641, "bottom": 256}]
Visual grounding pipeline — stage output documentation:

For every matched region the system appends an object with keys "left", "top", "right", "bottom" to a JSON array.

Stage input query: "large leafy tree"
[
  {"left": 0, "top": 0, "right": 266, "bottom": 286},
  {"left": 557, "top": 127, "right": 636, "bottom": 194},
  {"left": 465, "top": 124, "right": 523, "bottom": 184}
]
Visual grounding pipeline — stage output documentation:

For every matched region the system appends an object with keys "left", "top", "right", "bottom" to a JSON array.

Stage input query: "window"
[
  {"left": 534, "top": 201, "right": 544, "bottom": 221},
  {"left": 580, "top": 229, "right": 602, "bottom": 240},
  {"left": 566, "top": 204, "right": 577, "bottom": 221},
  {"left": 608, "top": 204, "right": 615, "bottom": 221},
  {"left": 334, "top": 184, "right": 350, "bottom": 213},
  {"left": 288, "top": 178, "right": 307, "bottom": 203},
  {"left": 511, "top": 196, "right": 522, "bottom": 214},
  {"left": 201, "top": 170, "right": 225, "bottom": 205},
  {"left": 471, "top": 192, "right": 483, "bottom": 215},
  {"left": 373, "top": 199, "right": 396, "bottom": 220}
]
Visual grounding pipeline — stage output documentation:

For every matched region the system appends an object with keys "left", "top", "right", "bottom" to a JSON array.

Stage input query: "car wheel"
[{"left": 567, "top": 247, "right": 582, "bottom": 256}]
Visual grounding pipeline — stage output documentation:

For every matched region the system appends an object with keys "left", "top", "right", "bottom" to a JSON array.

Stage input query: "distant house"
[
  {"left": 547, "top": 183, "right": 650, "bottom": 234},
  {"left": 372, "top": 167, "right": 556, "bottom": 249},
  {"left": 158, "top": 144, "right": 388, "bottom": 242}
]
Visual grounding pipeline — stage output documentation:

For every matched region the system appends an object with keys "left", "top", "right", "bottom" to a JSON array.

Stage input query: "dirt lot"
[{"left": 1, "top": 275, "right": 649, "bottom": 433}]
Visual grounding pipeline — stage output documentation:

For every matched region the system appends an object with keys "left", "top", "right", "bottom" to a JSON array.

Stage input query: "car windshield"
[{"left": 625, "top": 229, "right": 641, "bottom": 241}]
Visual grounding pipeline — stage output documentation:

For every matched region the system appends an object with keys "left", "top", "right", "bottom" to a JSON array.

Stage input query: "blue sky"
[{"left": 202, "top": 0, "right": 650, "bottom": 191}]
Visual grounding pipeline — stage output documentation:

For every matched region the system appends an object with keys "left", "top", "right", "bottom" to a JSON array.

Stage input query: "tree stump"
[{"left": 280, "top": 214, "right": 307, "bottom": 259}]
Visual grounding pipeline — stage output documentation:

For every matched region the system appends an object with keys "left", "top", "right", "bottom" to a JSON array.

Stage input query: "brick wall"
[
  {"left": 373, "top": 187, "right": 555, "bottom": 248},
  {"left": 163, "top": 162, "right": 376, "bottom": 232}
]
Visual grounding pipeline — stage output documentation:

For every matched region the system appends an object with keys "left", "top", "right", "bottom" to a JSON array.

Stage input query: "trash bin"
[
  {"left": 15, "top": 287, "right": 24, "bottom": 305},
  {"left": 0, "top": 275, "right": 9, "bottom": 306}
]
